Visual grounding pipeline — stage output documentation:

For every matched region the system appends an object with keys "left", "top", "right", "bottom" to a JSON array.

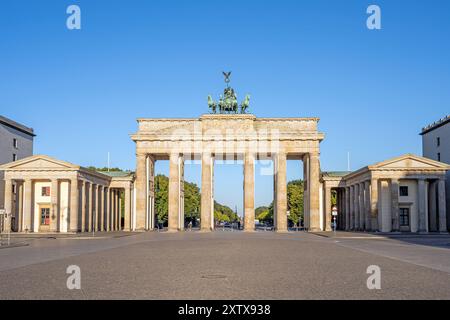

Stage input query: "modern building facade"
[
  {"left": 0, "top": 155, "right": 134, "bottom": 233},
  {"left": 421, "top": 115, "right": 450, "bottom": 230},
  {"left": 0, "top": 115, "right": 35, "bottom": 210}
]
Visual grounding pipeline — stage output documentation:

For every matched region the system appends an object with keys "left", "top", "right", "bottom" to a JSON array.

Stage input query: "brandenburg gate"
[
  {"left": 131, "top": 114, "right": 324, "bottom": 232},
  {"left": 131, "top": 73, "right": 324, "bottom": 232}
]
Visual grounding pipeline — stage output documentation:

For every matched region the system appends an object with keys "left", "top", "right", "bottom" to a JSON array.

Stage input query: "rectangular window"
[
  {"left": 438, "top": 153, "right": 441, "bottom": 162},
  {"left": 40, "top": 208, "right": 50, "bottom": 226},
  {"left": 13, "top": 138, "right": 18, "bottom": 149},
  {"left": 399, "top": 208, "right": 410, "bottom": 227},
  {"left": 399, "top": 186, "right": 408, "bottom": 197},
  {"left": 437, "top": 137, "right": 440, "bottom": 147},
  {"left": 12, "top": 154, "right": 17, "bottom": 161},
  {"left": 41, "top": 187, "right": 51, "bottom": 197}
]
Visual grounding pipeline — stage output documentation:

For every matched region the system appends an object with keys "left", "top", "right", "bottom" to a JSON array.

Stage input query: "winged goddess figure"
[{"left": 223, "top": 71, "right": 232, "bottom": 85}]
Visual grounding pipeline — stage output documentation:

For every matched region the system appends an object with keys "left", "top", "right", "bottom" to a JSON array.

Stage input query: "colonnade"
[
  {"left": 135, "top": 151, "right": 322, "bottom": 232},
  {"left": 3, "top": 178, "right": 126, "bottom": 233},
  {"left": 329, "top": 178, "right": 447, "bottom": 233}
]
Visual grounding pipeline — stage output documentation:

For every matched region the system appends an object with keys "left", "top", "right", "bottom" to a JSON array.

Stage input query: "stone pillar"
[
  {"left": 124, "top": 184, "right": 132, "bottom": 231},
  {"left": 418, "top": 179, "right": 427, "bottom": 232},
  {"left": 438, "top": 179, "right": 447, "bottom": 232},
  {"left": 110, "top": 189, "right": 115, "bottom": 231},
  {"left": 80, "top": 181, "right": 86, "bottom": 232},
  {"left": 349, "top": 185, "right": 354, "bottom": 230},
  {"left": 275, "top": 152, "right": 288, "bottom": 232},
  {"left": 336, "top": 189, "right": 344, "bottom": 230},
  {"left": 14, "top": 181, "right": 23, "bottom": 232},
  {"left": 370, "top": 179, "right": 379, "bottom": 231},
  {"left": 168, "top": 153, "right": 182, "bottom": 232},
  {"left": 148, "top": 156, "right": 155, "bottom": 230},
  {"left": 354, "top": 184, "right": 359, "bottom": 230},
  {"left": 23, "top": 179, "right": 33, "bottom": 232},
  {"left": 345, "top": 187, "right": 350, "bottom": 230},
  {"left": 99, "top": 186, "right": 105, "bottom": 231},
  {"left": 364, "top": 181, "right": 371, "bottom": 231},
  {"left": 135, "top": 153, "right": 147, "bottom": 231},
  {"left": 86, "top": 183, "right": 92, "bottom": 232},
  {"left": 3, "top": 179, "right": 13, "bottom": 232},
  {"left": 429, "top": 181, "right": 438, "bottom": 232},
  {"left": 105, "top": 187, "right": 110, "bottom": 232},
  {"left": 302, "top": 155, "right": 310, "bottom": 229},
  {"left": 93, "top": 184, "right": 99, "bottom": 232},
  {"left": 201, "top": 153, "right": 213, "bottom": 232},
  {"left": 391, "top": 178, "right": 400, "bottom": 231},
  {"left": 244, "top": 152, "right": 255, "bottom": 232},
  {"left": 359, "top": 182, "right": 365, "bottom": 230},
  {"left": 50, "top": 179, "right": 59, "bottom": 232},
  {"left": 70, "top": 179, "right": 79, "bottom": 232},
  {"left": 324, "top": 185, "right": 332, "bottom": 232},
  {"left": 117, "top": 190, "right": 122, "bottom": 231},
  {"left": 308, "top": 152, "right": 321, "bottom": 232}
]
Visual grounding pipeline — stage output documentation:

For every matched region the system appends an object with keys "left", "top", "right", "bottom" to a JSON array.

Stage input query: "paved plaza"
[{"left": 0, "top": 231, "right": 449, "bottom": 300}]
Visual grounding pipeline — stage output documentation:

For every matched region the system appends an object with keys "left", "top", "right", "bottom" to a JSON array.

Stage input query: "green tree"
[
  {"left": 184, "top": 181, "right": 200, "bottom": 221},
  {"left": 287, "top": 180, "right": 304, "bottom": 225},
  {"left": 155, "top": 174, "right": 169, "bottom": 223},
  {"left": 214, "top": 201, "right": 238, "bottom": 222}
]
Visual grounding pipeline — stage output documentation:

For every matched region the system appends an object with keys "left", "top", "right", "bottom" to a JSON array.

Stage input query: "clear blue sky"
[{"left": 1, "top": 0, "right": 449, "bottom": 215}]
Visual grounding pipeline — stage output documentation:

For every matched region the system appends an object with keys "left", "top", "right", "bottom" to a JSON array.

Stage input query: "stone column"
[
  {"left": 70, "top": 179, "right": 79, "bottom": 232},
  {"left": 168, "top": 153, "right": 181, "bottom": 232},
  {"left": 135, "top": 153, "right": 147, "bottom": 231},
  {"left": 370, "top": 179, "right": 379, "bottom": 231},
  {"left": 117, "top": 190, "right": 122, "bottom": 231},
  {"left": 110, "top": 189, "right": 115, "bottom": 231},
  {"left": 105, "top": 187, "right": 110, "bottom": 232},
  {"left": 244, "top": 152, "right": 255, "bottom": 232},
  {"left": 302, "top": 154, "right": 309, "bottom": 229},
  {"left": 93, "top": 184, "right": 99, "bottom": 232},
  {"left": 201, "top": 153, "right": 213, "bottom": 232},
  {"left": 148, "top": 156, "right": 155, "bottom": 230},
  {"left": 324, "top": 185, "right": 332, "bottom": 232},
  {"left": 308, "top": 152, "right": 321, "bottom": 232},
  {"left": 349, "top": 185, "right": 354, "bottom": 230},
  {"left": 345, "top": 187, "right": 350, "bottom": 230},
  {"left": 14, "top": 181, "right": 23, "bottom": 232},
  {"left": 3, "top": 179, "right": 13, "bottom": 232},
  {"left": 50, "top": 179, "right": 59, "bottom": 232},
  {"left": 23, "top": 179, "right": 33, "bottom": 232},
  {"left": 99, "top": 186, "right": 105, "bottom": 231},
  {"left": 438, "top": 179, "right": 447, "bottom": 232},
  {"left": 354, "top": 184, "right": 359, "bottom": 230},
  {"left": 80, "top": 181, "right": 86, "bottom": 232},
  {"left": 429, "top": 181, "right": 438, "bottom": 231},
  {"left": 418, "top": 179, "right": 427, "bottom": 232},
  {"left": 359, "top": 182, "right": 365, "bottom": 230},
  {"left": 86, "top": 183, "right": 92, "bottom": 232},
  {"left": 364, "top": 181, "right": 371, "bottom": 231},
  {"left": 275, "top": 152, "right": 288, "bottom": 232},
  {"left": 124, "top": 184, "right": 132, "bottom": 231},
  {"left": 391, "top": 178, "right": 400, "bottom": 231}
]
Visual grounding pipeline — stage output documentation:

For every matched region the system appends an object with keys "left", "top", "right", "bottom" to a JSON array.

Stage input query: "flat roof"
[
  {"left": 420, "top": 115, "right": 450, "bottom": 135},
  {"left": 0, "top": 115, "right": 35, "bottom": 137}
]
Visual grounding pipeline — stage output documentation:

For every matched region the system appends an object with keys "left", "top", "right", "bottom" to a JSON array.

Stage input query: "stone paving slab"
[{"left": 0, "top": 231, "right": 449, "bottom": 299}]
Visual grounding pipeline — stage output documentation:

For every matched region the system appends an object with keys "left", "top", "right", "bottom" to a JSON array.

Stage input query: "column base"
[{"left": 308, "top": 227, "right": 321, "bottom": 232}]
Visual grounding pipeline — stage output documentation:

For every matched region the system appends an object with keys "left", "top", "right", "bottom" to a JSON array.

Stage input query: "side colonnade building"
[
  {"left": 0, "top": 155, "right": 134, "bottom": 233},
  {"left": 321, "top": 154, "right": 449, "bottom": 233}
]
